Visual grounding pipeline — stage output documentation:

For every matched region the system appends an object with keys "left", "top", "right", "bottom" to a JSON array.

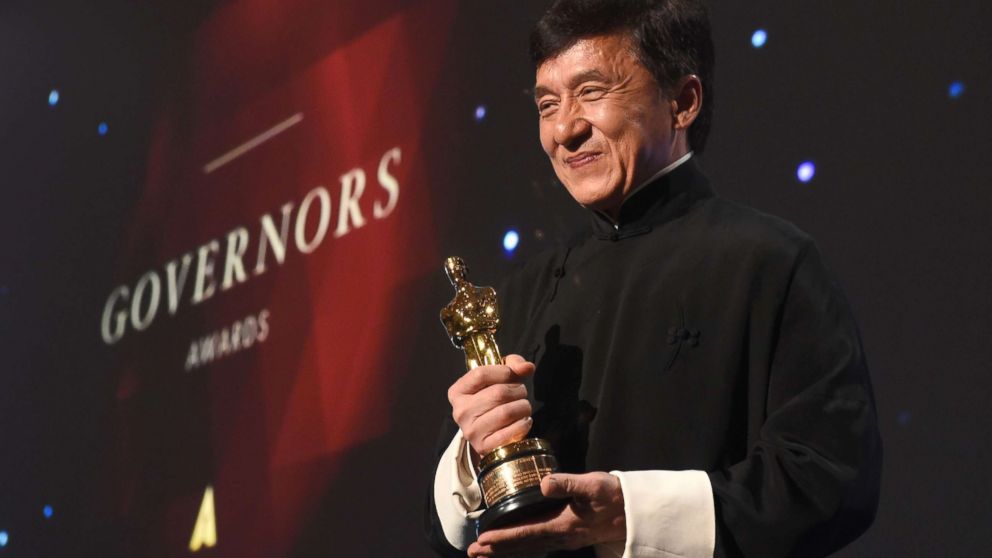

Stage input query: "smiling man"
[
  {"left": 534, "top": 34, "right": 695, "bottom": 219},
  {"left": 426, "top": 1, "right": 881, "bottom": 557}
]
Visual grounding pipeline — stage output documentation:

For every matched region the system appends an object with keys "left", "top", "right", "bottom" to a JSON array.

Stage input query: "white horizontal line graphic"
[{"left": 203, "top": 112, "right": 304, "bottom": 174}]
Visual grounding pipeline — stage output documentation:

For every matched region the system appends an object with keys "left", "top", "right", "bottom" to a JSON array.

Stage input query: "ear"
[{"left": 670, "top": 75, "right": 703, "bottom": 130}]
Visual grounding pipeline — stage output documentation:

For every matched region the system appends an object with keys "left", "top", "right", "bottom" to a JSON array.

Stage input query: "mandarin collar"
[{"left": 589, "top": 157, "right": 715, "bottom": 241}]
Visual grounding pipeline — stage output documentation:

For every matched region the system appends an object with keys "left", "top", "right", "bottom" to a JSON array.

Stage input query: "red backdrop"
[{"left": 107, "top": 1, "right": 457, "bottom": 555}]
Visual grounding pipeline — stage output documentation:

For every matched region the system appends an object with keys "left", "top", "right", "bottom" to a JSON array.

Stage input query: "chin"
[{"left": 563, "top": 180, "right": 621, "bottom": 210}]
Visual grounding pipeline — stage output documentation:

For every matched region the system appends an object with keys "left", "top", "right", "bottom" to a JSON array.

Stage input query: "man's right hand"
[{"left": 447, "top": 354, "right": 536, "bottom": 459}]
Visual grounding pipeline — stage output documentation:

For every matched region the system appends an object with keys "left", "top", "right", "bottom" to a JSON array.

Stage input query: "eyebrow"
[{"left": 534, "top": 69, "right": 611, "bottom": 100}]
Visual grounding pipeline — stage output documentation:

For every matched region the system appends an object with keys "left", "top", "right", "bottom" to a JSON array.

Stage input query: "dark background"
[{"left": 1, "top": 0, "right": 990, "bottom": 556}]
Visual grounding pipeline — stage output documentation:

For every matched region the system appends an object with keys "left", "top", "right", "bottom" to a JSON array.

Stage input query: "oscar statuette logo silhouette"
[{"left": 440, "top": 257, "right": 564, "bottom": 533}]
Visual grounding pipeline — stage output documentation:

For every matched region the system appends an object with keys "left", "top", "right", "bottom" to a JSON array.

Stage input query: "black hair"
[{"left": 530, "top": 0, "right": 715, "bottom": 153}]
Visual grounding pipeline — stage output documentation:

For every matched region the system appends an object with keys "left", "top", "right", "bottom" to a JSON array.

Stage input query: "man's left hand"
[{"left": 467, "top": 472, "right": 626, "bottom": 557}]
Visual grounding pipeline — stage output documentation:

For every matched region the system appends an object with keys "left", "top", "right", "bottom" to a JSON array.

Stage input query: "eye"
[
  {"left": 579, "top": 86, "right": 606, "bottom": 100},
  {"left": 537, "top": 100, "right": 559, "bottom": 117}
]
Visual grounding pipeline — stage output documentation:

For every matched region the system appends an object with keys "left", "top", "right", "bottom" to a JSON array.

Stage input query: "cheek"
[
  {"left": 612, "top": 118, "right": 651, "bottom": 162},
  {"left": 541, "top": 140, "right": 555, "bottom": 158},
  {"left": 586, "top": 104, "right": 625, "bottom": 136},
  {"left": 538, "top": 124, "right": 556, "bottom": 156}
]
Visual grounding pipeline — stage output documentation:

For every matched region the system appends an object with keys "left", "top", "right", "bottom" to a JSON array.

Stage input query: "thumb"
[
  {"left": 504, "top": 354, "right": 535, "bottom": 378},
  {"left": 540, "top": 473, "right": 586, "bottom": 499}
]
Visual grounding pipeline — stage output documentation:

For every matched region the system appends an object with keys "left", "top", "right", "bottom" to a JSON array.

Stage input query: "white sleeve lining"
[{"left": 432, "top": 430, "right": 484, "bottom": 550}]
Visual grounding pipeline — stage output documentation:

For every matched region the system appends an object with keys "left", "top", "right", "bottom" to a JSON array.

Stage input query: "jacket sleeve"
[{"left": 707, "top": 241, "right": 883, "bottom": 557}]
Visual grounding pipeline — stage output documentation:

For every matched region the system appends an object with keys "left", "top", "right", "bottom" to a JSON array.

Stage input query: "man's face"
[{"left": 535, "top": 34, "right": 679, "bottom": 215}]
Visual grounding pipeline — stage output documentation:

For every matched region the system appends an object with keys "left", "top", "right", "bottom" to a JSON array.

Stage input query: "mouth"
[{"left": 563, "top": 152, "right": 602, "bottom": 169}]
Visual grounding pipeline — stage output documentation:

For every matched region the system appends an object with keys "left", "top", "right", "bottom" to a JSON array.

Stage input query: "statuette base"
[{"left": 477, "top": 486, "right": 567, "bottom": 533}]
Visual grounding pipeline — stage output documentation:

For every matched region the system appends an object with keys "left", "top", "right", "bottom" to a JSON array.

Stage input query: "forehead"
[{"left": 534, "top": 34, "right": 642, "bottom": 88}]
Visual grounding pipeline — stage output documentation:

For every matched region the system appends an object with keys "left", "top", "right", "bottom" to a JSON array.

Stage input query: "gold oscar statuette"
[{"left": 440, "top": 257, "right": 564, "bottom": 533}]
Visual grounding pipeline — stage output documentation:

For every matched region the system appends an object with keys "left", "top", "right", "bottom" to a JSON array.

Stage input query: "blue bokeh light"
[
  {"left": 751, "top": 29, "right": 768, "bottom": 48},
  {"left": 0, "top": 531, "right": 8, "bottom": 547},
  {"left": 948, "top": 81, "right": 965, "bottom": 99},
  {"left": 503, "top": 230, "right": 520, "bottom": 253},
  {"left": 897, "top": 411, "right": 911, "bottom": 426},
  {"left": 797, "top": 161, "right": 816, "bottom": 183},
  {"left": 48, "top": 89, "right": 60, "bottom": 106},
  {"left": 43, "top": 505, "right": 53, "bottom": 519},
  {"left": 98, "top": 122, "right": 109, "bottom": 136},
  {"left": 474, "top": 105, "right": 487, "bottom": 122}
]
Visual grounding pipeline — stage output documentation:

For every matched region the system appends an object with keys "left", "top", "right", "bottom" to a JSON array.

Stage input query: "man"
[{"left": 426, "top": 1, "right": 882, "bottom": 557}]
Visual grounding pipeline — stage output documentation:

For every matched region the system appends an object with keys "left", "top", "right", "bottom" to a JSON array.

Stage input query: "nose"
[{"left": 553, "top": 98, "right": 591, "bottom": 149}]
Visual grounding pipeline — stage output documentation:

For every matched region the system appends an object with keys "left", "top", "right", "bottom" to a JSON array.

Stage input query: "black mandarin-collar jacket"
[{"left": 427, "top": 159, "right": 882, "bottom": 558}]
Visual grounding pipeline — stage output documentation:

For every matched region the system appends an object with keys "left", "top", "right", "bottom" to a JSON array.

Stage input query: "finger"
[
  {"left": 452, "top": 383, "right": 528, "bottom": 436},
  {"left": 452, "top": 382, "right": 527, "bottom": 425},
  {"left": 541, "top": 473, "right": 593, "bottom": 499},
  {"left": 469, "top": 542, "right": 536, "bottom": 558},
  {"left": 476, "top": 416, "right": 532, "bottom": 453},
  {"left": 483, "top": 536, "right": 560, "bottom": 557},
  {"left": 504, "top": 354, "right": 536, "bottom": 377},
  {"left": 450, "top": 364, "right": 520, "bottom": 397},
  {"left": 467, "top": 542, "right": 494, "bottom": 558},
  {"left": 473, "top": 382, "right": 528, "bottom": 410},
  {"left": 540, "top": 474, "right": 573, "bottom": 499},
  {"left": 468, "top": 399, "right": 533, "bottom": 452},
  {"left": 475, "top": 510, "right": 574, "bottom": 551}
]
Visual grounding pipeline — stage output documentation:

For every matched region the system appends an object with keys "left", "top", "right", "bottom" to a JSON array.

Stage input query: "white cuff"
[
  {"left": 607, "top": 470, "right": 715, "bottom": 558},
  {"left": 432, "top": 430, "right": 484, "bottom": 550}
]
